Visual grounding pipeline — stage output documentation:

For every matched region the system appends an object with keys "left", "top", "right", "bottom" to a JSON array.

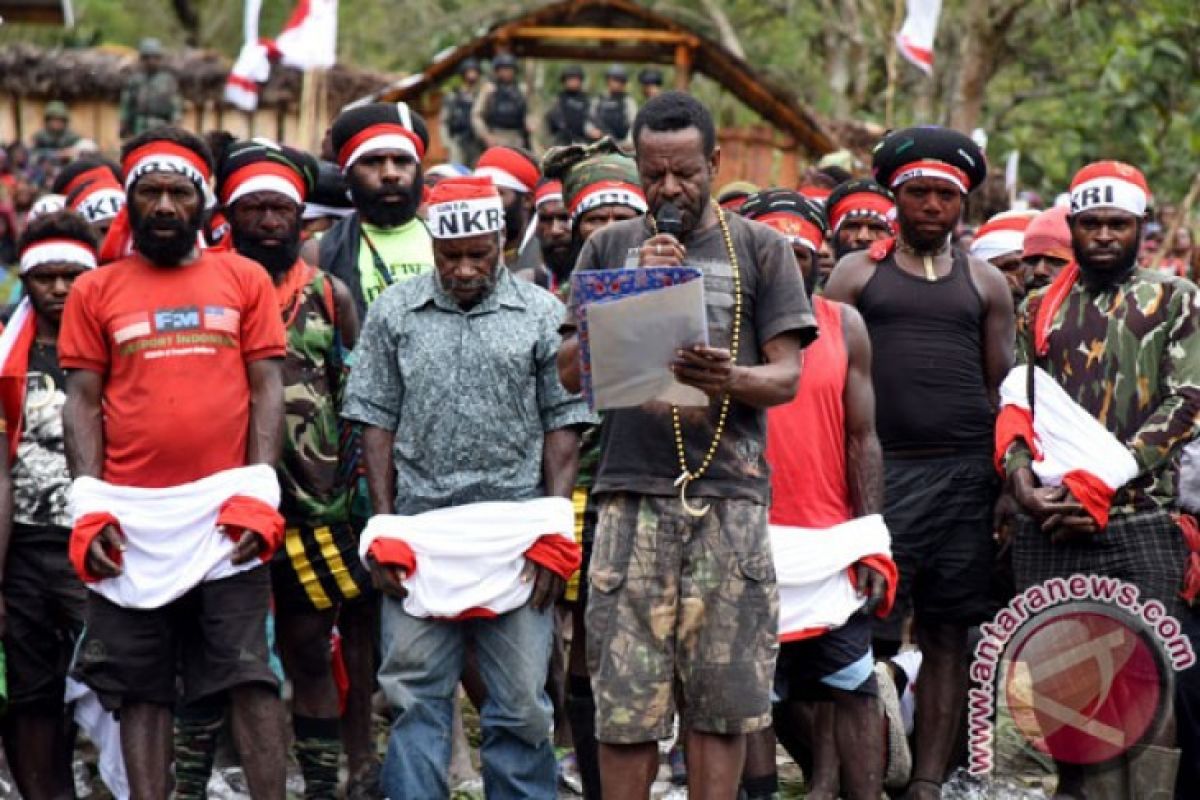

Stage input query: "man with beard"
[
  {"left": 823, "top": 126, "right": 1013, "bottom": 800},
  {"left": 826, "top": 178, "right": 895, "bottom": 263},
  {"left": 474, "top": 145, "right": 542, "bottom": 268},
  {"left": 0, "top": 210, "right": 97, "bottom": 800},
  {"left": 220, "top": 139, "right": 365, "bottom": 798},
  {"left": 970, "top": 210, "right": 1036, "bottom": 306},
  {"left": 1019, "top": 205, "right": 1072, "bottom": 298},
  {"left": 998, "top": 161, "right": 1200, "bottom": 798},
  {"left": 59, "top": 127, "right": 289, "bottom": 798},
  {"left": 738, "top": 189, "right": 892, "bottom": 800},
  {"left": 315, "top": 102, "right": 433, "bottom": 317},
  {"left": 343, "top": 176, "right": 590, "bottom": 798},
  {"left": 517, "top": 179, "right": 574, "bottom": 291},
  {"left": 557, "top": 92, "right": 817, "bottom": 799}
]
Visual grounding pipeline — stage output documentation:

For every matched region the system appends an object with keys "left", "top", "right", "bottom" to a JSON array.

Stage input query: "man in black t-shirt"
[
  {"left": 559, "top": 92, "right": 817, "bottom": 799},
  {"left": 0, "top": 210, "right": 98, "bottom": 800}
]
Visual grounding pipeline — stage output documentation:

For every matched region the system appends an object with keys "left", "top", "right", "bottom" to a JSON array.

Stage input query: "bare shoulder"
[
  {"left": 964, "top": 251, "right": 1012, "bottom": 307},
  {"left": 300, "top": 237, "right": 321, "bottom": 268},
  {"left": 823, "top": 250, "right": 877, "bottom": 304}
]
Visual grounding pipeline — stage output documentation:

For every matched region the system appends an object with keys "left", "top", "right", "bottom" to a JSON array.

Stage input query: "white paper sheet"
[{"left": 586, "top": 278, "right": 709, "bottom": 409}]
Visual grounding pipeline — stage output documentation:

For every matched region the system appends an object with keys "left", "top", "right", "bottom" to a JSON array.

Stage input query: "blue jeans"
[{"left": 377, "top": 597, "right": 556, "bottom": 799}]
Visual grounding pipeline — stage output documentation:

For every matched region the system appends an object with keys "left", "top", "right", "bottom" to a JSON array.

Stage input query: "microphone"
[{"left": 656, "top": 201, "right": 684, "bottom": 239}]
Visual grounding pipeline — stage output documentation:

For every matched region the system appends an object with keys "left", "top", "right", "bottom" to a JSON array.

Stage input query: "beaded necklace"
[{"left": 651, "top": 199, "right": 742, "bottom": 517}]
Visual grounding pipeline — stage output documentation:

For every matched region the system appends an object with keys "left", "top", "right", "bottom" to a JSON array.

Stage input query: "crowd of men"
[{"left": 0, "top": 58, "right": 1196, "bottom": 800}]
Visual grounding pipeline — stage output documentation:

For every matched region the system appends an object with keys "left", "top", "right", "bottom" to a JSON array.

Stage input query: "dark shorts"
[
  {"left": 776, "top": 614, "right": 878, "bottom": 701},
  {"left": 587, "top": 493, "right": 778, "bottom": 743},
  {"left": 3, "top": 539, "right": 87, "bottom": 710},
  {"left": 1012, "top": 509, "right": 1188, "bottom": 618},
  {"left": 877, "top": 454, "right": 998, "bottom": 639},
  {"left": 75, "top": 566, "right": 279, "bottom": 712},
  {"left": 270, "top": 521, "right": 371, "bottom": 613}
]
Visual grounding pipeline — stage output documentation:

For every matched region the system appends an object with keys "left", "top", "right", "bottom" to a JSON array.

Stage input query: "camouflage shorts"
[{"left": 586, "top": 493, "right": 779, "bottom": 744}]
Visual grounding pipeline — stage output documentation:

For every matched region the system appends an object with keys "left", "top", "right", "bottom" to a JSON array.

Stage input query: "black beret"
[
  {"left": 216, "top": 138, "right": 319, "bottom": 202},
  {"left": 872, "top": 126, "right": 987, "bottom": 193}
]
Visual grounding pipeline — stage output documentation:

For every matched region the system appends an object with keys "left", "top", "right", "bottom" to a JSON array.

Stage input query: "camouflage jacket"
[
  {"left": 280, "top": 267, "right": 351, "bottom": 527},
  {"left": 120, "top": 70, "right": 182, "bottom": 137},
  {"left": 1005, "top": 268, "right": 1200, "bottom": 515}
]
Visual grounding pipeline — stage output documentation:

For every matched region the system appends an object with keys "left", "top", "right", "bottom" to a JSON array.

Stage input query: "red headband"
[
  {"left": 828, "top": 193, "right": 895, "bottom": 235},
  {"left": 534, "top": 180, "right": 563, "bottom": 208},
  {"left": 567, "top": 180, "right": 647, "bottom": 219},
  {"left": 64, "top": 166, "right": 120, "bottom": 199},
  {"left": 337, "top": 123, "right": 426, "bottom": 171},
  {"left": 122, "top": 140, "right": 212, "bottom": 190},
  {"left": 756, "top": 211, "right": 825, "bottom": 253},
  {"left": 890, "top": 159, "right": 969, "bottom": 193},
  {"left": 220, "top": 161, "right": 309, "bottom": 206}
]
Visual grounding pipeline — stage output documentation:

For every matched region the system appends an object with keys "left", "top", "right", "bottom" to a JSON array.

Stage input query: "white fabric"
[
  {"left": 571, "top": 185, "right": 647, "bottom": 220},
  {"left": 889, "top": 650, "right": 923, "bottom": 736},
  {"left": 359, "top": 497, "right": 574, "bottom": 618},
  {"left": 124, "top": 154, "right": 207, "bottom": 192},
  {"left": 19, "top": 241, "right": 97, "bottom": 273},
  {"left": 69, "top": 465, "right": 280, "bottom": 609},
  {"left": 1070, "top": 177, "right": 1147, "bottom": 216},
  {"left": 341, "top": 133, "right": 420, "bottom": 173},
  {"left": 788, "top": 234, "right": 821, "bottom": 255},
  {"left": 891, "top": 164, "right": 965, "bottom": 193},
  {"left": 474, "top": 165, "right": 532, "bottom": 194},
  {"left": 276, "top": 0, "right": 338, "bottom": 69},
  {"left": 27, "top": 194, "right": 65, "bottom": 220},
  {"left": 771, "top": 515, "right": 891, "bottom": 639},
  {"left": 895, "top": 0, "right": 942, "bottom": 74},
  {"left": 1181, "top": 438, "right": 1200, "bottom": 514},
  {"left": 226, "top": 174, "right": 303, "bottom": 205},
  {"left": 76, "top": 188, "right": 125, "bottom": 223},
  {"left": 0, "top": 298, "right": 32, "bottom": 371},
  {"left": 999, "top": 365, "right": 1139, "bottom": 491},
  {"left": 224, "top": 0, "right": 269, "bottom": 112},
  {"left": 66, "top": 678, "right": 129, "bottom": 799},
  {"left": 301, "top": 202, "right": 353, "bottom": 221},
  {"left": 427, "top": 196, "right": 505, "bottom": 239},
  {"left": 534, "top": 191, "right": 563, "bottom": 209},
  {"left": 970, "top": 229, "right": 1024, "bottom": 264}
]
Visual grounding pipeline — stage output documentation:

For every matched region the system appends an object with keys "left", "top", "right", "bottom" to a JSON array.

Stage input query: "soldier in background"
[
  {"left": 545, "top": 66, "right": 591, "bottom": 147},
  {"left": 637, "top": 68, "right": 664, "bottom": 102},
  {"left": 471, "top": 54, "right": 530, "bottom": 150},
  {"left": 587, "top": 66, "right": 638, "bottom": 149},
  {"left": 440, "top": 59, "right": 485, "bottom": 168},
  {"left": 119, "top": 39, "right": 182, "bottom": 140},
  {"left": 30, "top": 103, "right": 81, "bottom": 166}
]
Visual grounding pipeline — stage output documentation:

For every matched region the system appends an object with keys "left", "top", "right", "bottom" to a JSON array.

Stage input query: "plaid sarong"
[{"left": 1012, "top": 509, "right": 1188, "bottom": 618}]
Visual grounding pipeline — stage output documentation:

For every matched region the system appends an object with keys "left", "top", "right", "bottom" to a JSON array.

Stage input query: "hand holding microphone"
[{"left": 640, "top": 201, "right": 687, "bottom": 267}]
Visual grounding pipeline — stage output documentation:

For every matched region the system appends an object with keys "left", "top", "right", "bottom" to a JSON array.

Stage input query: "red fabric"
[
  {"left": 755, "top": 211, "right": 825, "bottom": 251},
  {"left": 1069, "top": 161, "right": 1149, "bottom": 196},
  {"left": 975, "top": 214, "right": 1033, "bottom": 240},
  {"left": 367, "top": 537, "right": 417, "bottom": 575},
  {"left": 1062, "top": 469, "right": 1115, "bottom": 529},
  {"left": 476, "top": 147, "right": 540, "bottom": 193},
  {"left": 64, "top": 166, "right": 121, "bottom": 200},
  {"left": 1022, "top": 207, "right": 1073, "bottom": 262},
  {"left": 121, "top": 141, "right": 213, "bottom": 185},
  {"left": 57, "top": 251, "right": 286, "bottom": 487},
  {"left": 1034, "top": 260, "right": 1079, "bottom": 356},
  {"left": 768, "top": 298, "right": 853, "bottom": 528},
  {"left": 0, "top": 307, "right": 37, "bottom": 462},
  {"left": 336, "top": 123, "right": 427, "bottom": 167},
  {"left": 868, "top": 236, "right": 896, "bottom": 262},
  {"left": 534, "top": 180, "right": 563, "bottom": 208},
  {"left": 994, "top": 404, "right": 1041, "bottom": 475},
  {"left": 218, "top": 494, "right": 285, "bottom": 561},
  {"left": 219, "top": 161, "right": 309, "bottom": 206},
  {"left": 97, "top": 207, "right": 132, "bottom": 264},
  {"left": 798, "top": 185, "right": 832, "bottom": 203},
  {"left": 69, "top": 512, "right": 122, "bottom": 583},
  {"left": 426, "top": 175, "right": 500, "bottom": 206},
  {"left": 524, "top": 533, "right": 582, "bottom": 580},
  {"left": 827, "top": 193, "right": 895, "bottom": 235},
  {"left": 1176, "top": 514, "right": 1200, "bottom": 602},
  {"left": 330, "top": 631, "right": 349, "bottom": 715},
  {"left": 889, "top": 159, "right": 969, "bottom": 191},
  {"left": 856, "top": 553, "right": 899, "bottom": 619}
]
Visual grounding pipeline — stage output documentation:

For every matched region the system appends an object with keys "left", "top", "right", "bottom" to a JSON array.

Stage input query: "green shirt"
[{"left": 356, "top": 220, "right": 435, "bottom": 307}]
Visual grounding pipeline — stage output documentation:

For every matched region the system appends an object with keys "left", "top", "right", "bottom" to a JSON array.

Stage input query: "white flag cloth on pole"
[
  {"left": 896, "top": 0, "right": 942, "bottom": 75},
  {"left": 224, "top": 0, "right": 270, "bottom": 111},
  {"left": 276, "top": 0, "right": 339, "bottom": 70}
]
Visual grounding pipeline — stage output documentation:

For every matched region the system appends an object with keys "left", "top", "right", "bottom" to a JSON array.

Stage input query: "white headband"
[
  {"left": 474, "top": 166, "right": 532, "bottom": 194},
  {"left": 125, "top": 153, "right": 208, "bottom": 192},
  {"left": 1070, "top": 178, "right": 1147, "bottom": 216},
  {"left": 301, "top": 202, "right": 353, "bottom": 221},
  {"left": 571, "top": 185, "right": 648, "bottom": 220},
  {"left": 76, "top": 189, "right": 125, "bottom": 223},
  {"left": 428, "top": 197, "right": 505, "bottom": 239},
  {"left": 789, "top": 235, "right": 821, "bottom": 255},
  {"left": 891, "top": 164, "right": 967, "bottom": 194},
  {"left": 27, "top": 194, "right": 66, "bottom": 220},
  {"left": 226, "top": 174, "right": 303, "bottom": 206},
  {"left": 20, "top": 240, "right": 98, "bottom": 274},
  {"left": 341, "top": 134, "right": 421, "bottom": 175},
  {"left": 971, "top": 230, "right": 1026, "bottom": 263},
  {"left": 535, "top": 191, "right": 563, "bottom": 209}
]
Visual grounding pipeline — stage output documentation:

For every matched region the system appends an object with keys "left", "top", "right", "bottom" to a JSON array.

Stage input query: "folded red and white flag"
[
  {"left": 996, "top": 365, "right": 1139, "bottom": 528},
  {"left": 771, "top": 514, "right": 896, "bottom": 642},
  {"left": 896, "top": 0, "right": 942, "bottom": 75},
  {"left": 360, "top": 497, "right": 580, "bottom": 620},
  {"left": 69, "top": 464, "right": 283, "bottom": 609}
]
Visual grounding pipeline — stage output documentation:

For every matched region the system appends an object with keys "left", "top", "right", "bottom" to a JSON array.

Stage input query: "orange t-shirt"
[{"left": 59, "top": 251, "right": 286, "bottom": 487}]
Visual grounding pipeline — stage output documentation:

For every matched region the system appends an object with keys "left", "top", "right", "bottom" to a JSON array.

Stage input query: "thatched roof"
[{"left": 0, "top": 43, "right": 394, "bottom": 110}]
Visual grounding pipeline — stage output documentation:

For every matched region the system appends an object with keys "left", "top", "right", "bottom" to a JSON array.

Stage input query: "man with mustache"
[
  {"left": 343, "top": 175, "right": 591, "bottom": 798},
  {"left": 59, "top": 127, "right": 289, "bottom": 798},
  {"left": 517, "top": 179, "right": 573, "bottom": 292},
  {"left": 826, "top": 178, "right": 895, "bottom": 263},
  {"left": 474, "top": 145, "right": 542, "bottom": 270},
  {"left": 998, "top": 161, "right": 1200, "bottom": 798},
  {"left": 315, "top": 102, "right": 434, "bottom": 317},
  {"left": 220, "top": 138, "right": 365, "bottom": 798},
  {"left": 970, "top": 210, "right": 1037, "bottom": 306},
  {"left": 1019, "top": 205, "right": 1072, "bottom": 298},
  {"left": 824, "top": 126, "right": 1013, "bottom": 800}
]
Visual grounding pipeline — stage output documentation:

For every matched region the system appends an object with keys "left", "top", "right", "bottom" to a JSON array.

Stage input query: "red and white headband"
[
  {"left": 427, "top": 196, "right": 506, "bottom": 240},
  {"left": 221, "top": 161, "right": 308, "bottom": 206},
  {"left": 75, "top": 188, "right": 126, "bottom": 223},
  {"left": 568, "top": 181, "right": 648, "bottom": 221},
  {"left": 475, "top": 166, "right": 533, "bottom": 194},
  {"left": 338, "top": 122, "right": 425, "bottom": 174},
  {"left": 890, "top": 159, "right": 970, "bottom": 194},
  {"left": 1070, "top": 177, "right": 1147, "bottom": 216},
  {"left": 122, "top": 141, "right": 211, "bottom": 193},
  {"left": 756, "top": 212, "right": 824, "bottom": 255},
  {"left": 19, "top": 238, "right": 98, "bottom": 274},
  {"left": 971, "top": 216, "right": 1031, "bottom": 263},
  {"left": 828, "top": 193, "right": 895, "bottom": 235},
  {"left": 534, "top": 181, "right": 563, "bottom": 210}
]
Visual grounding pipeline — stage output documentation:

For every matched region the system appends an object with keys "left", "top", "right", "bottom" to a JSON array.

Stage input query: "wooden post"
[
  {"left": 884, "top": 0, "right": 905, "bottom": 129},
  {"left": 297, "top": 68, "right": 315, "bottom": 152},
  {"left": 674, "top": 44, "right": 692, "bottom": 91}
]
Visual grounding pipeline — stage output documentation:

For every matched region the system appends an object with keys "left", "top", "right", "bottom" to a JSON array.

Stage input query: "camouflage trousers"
[{"left": 586, "top": 493, "right": 779, "bottom": 744}]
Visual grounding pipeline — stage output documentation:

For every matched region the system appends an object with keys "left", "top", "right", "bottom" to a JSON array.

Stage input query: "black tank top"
[{"left": 858, "top": 248, "right": 994, "bottom": 455}]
